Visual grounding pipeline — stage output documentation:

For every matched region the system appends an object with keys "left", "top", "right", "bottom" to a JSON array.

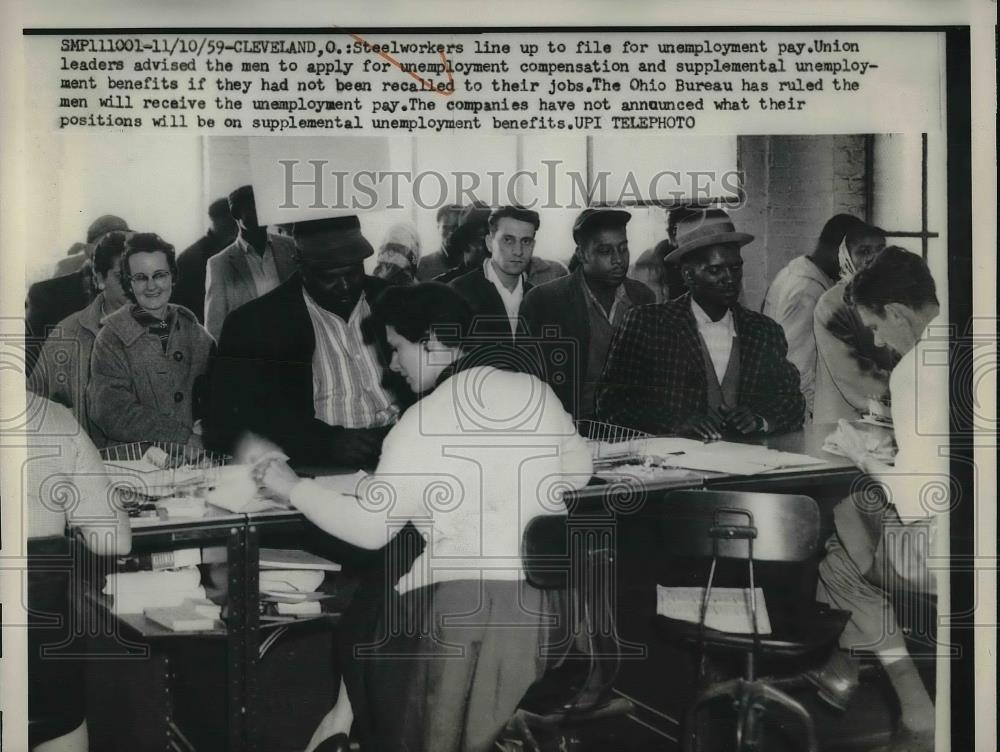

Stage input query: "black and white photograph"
[{"left": 1, "top": 4, "right": 995, "bottom": 752}]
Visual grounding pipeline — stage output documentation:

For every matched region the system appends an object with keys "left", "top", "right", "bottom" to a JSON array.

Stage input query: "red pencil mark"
[{"left": 342, "top": 30, "right": 455, "bottom": 97}]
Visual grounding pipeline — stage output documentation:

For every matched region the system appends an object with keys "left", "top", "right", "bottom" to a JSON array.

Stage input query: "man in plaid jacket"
[{"left": 596, "top": 209, "right": 804, "bottom": 439}]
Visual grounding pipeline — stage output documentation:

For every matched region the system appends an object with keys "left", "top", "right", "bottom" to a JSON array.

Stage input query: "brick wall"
[{"left": 732, "top": 135, "right": 868, "bottom": 310}]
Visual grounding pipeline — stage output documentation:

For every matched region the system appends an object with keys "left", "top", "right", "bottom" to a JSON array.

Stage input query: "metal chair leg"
[{"left": 683, "top": 678, "right": 818, "bottom": 752}]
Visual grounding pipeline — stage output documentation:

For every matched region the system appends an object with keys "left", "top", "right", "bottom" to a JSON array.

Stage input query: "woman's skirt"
[{"left": 341, "top": 577, "right": 567, "bottom": 752}]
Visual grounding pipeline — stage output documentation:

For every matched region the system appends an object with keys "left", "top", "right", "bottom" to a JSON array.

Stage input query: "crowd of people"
[{"left": 22, "top": 190, "right": 943, "bottom": 752}]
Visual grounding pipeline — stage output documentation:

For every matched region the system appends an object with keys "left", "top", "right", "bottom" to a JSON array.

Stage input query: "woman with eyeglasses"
[{"left": 87, "top": 232, "right": 215, "bottom": 448}]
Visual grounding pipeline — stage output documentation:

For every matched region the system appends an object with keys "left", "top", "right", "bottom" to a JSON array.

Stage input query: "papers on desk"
[
  {"left": 657, "top": 585, "right": 772, "bottom": 634},
  {"left": 630, "top": 439, "right": 827, "bottom": 476}
]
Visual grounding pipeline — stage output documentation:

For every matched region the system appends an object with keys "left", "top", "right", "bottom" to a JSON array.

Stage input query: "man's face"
[
  {"left": 438, "top": 211, "right": 461, "bottom": 251},
  {"left": 99, "top": 254, "right": 129, "bottom": 311},
  {"left": 233, "top": 199, "right": 260, "bottom": 234},
  {"left": 848, "top": 233, "right": 886, "bottom": 270},
  {"left": 299, "top": 257, "right": 366, "bottom": 315},
  {"left": 858, "top": 304, "right": 915, "bottom": 357},
  {"left": 579, "top": 227, "right": 629, "bottom": 287},
  {"left": 462, "top": 232, "right": 490, "bottom": 269},
  {"left": 682, "top": 243, "right": 744, "bottom": 308},
  {"left": 488, "top": 217, "right": 536, "bottom": 277},
  {"left": 211, "top": 213, "right": 238, "bottom": 245}
]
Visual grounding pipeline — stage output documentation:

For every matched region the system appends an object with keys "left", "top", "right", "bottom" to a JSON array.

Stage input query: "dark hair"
[
  {"left": 817, "top": 214, "right": 867, "bottom": 251},
  {"left": 845, "top": 246, "right": 938, "bottom": 314},
  {"left": 368, "top": 283, "right": 473, "bottom": 349},
  {"left": 227, "top": 185, "right": 254, "bottom": 219},
  {"left": 93, "top": 230, "right": 129, "bottom": 277},
  {"left": 488, "top": 205, "right": 540, "bottom": 234},
  {"left": 208, "top": 197, "right": 232, "bottom": 219},
  {"left": 119, "top": 233, "right": 178, "bottom": 304},
  {"left": 845, "top": 222, "right": 886, "bottom": 248},
  {"left": 436, "top": 204, "right": 463, "bottom": 224},
  {"left": 665, "top": 205, "right": 702, "bottom": 241}
]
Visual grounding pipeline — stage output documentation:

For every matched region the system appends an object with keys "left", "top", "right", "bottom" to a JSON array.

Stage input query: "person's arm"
[
  {"left": 595, "top": 308, "right": 682, "bottom": 434},
  {"left": 87, "top": 332, "right": 193, "bottom": 444},
  {"left": 744, "top": 321, "right": 806, "bottom": 434},
  {"left": 203, "top": 258, "right": 226, "bottom": 342}
]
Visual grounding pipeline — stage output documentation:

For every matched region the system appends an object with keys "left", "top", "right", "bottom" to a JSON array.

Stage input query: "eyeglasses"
[{"left": 128, "top": 271, "right": 172, "bottom": 285}]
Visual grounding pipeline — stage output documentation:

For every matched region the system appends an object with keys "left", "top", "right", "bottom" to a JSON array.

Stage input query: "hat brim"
[
  {"left": 664, "top": 232, "right": 754, "bottom": 263},
  {"left": 573, "top": 209, "right": 632, "bottom": 243}
]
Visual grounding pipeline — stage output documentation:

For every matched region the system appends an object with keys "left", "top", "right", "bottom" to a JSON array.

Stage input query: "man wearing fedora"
[
  {"left": 597, "top": 208, "right": 805, "bottom": 439},
  {"left": 204, "top": 185, "right": 297, "bottom": 341},
  {"left": 206, "top": 215, "right": 405, "bottom": 469},
  {"left": 521, "top": 208, "right": 654, "bottom": 420}
]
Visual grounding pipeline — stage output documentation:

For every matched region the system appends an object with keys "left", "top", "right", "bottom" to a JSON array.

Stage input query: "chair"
[
  {"left": 496, "top": 514, "right": 635, "bottom": 751},
  {"left": 653, "top": 490, "right": 850, "bottom": 752}
]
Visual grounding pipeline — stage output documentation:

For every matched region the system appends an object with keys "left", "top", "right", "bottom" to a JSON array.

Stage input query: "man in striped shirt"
[{"left": 207, "top": 216, "right": 405, "bottom": 468}]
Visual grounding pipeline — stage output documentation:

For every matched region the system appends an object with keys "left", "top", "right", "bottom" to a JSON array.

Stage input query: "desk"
[
  {"left": 564, "top": 423, "right": 864, "bottom": 746},
  {"left": 81, "top": 505, "right": 334, "bottom": 752},
  {"left": 569, "top": 422, "right": 860, "bottom": 511}
]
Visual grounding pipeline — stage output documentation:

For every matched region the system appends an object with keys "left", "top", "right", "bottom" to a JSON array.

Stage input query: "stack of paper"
[
  {"left": 259, "top": 548, "right": 341, "bottom": 617},
  {"left": 630, "top": 439, "right": 825, "bottom": 476},
  {"left": 144, "top": 598, "right": 222, "bottom": 631},
  {"left": 104, "top": 567, "right": 206, "bottom": 614}
]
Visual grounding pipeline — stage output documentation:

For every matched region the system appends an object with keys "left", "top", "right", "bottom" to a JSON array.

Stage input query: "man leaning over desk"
[
  {"left": 596, "top": 208, "right": 805, "bottom": 440},
  {"left": 205, "top": 215, "right": 407, "bottom": 469}
]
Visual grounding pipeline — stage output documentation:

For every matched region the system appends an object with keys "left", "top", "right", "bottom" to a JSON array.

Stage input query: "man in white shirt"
[
  {"left": 204, "top": 185, "right": 297, "bottom": 340},
  {"left": 811, "top": 247, "right": 945, "bottom": 752},
  {"left": 207, "top": 215, "right": 405, "bottom": 468},
  {"left": 449, "top": 206, "right": 540, "bottom": 342}
]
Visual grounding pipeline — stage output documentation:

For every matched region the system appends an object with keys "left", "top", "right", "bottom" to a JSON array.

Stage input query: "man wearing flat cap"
[
  {"left": 25, "top": 214, "right": 130, "bottom": 378},
  {"left": 449, "top": 205, "right": 540, "bottom": 342},
  {"left": 597, "top": 208, "right": 805, "bottom": 439},
  {"left": 203, "top": 185, "right": 297, "bottom": 341},
  {"left": 521, "top": 208, "right": 654, "bottom": 420},
  {"left": 206, "top": 215, "right": 406, "bottom": 468}
]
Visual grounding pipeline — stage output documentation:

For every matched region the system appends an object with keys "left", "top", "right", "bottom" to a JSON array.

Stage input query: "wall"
[{"left": 732, "top": 135, "right": 868, "bottom": 310}]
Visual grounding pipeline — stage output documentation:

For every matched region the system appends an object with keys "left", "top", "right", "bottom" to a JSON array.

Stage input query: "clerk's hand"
[
  {"left": 329, "top": 427, "right": 387, "bottom": 469},
  {"left": 235, "top": 432, "right": 285, "bottom": 466},
  {"left": 720, "top": 406, "right": 762, "bottom": 435},
  {"left": 256, "top": 458, "right": 301, "bottom": 500},
  {"left": 676, "top": 410, "right": 725, "bottom": 441},
  {"left": 826, "top": 419, "right": 870, "bottom": 466}
]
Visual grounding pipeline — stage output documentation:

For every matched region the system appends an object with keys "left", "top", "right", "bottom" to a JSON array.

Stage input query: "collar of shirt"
[
  {"left": 690, "top": 298, "right": 735, "bottom": 335},
  {"left": 301, "top": 287, "right": 367, "bottom": 326},
  {"left": 690, "top": 298, "right": 736, "bottom": 384},
  {"left": 235, "top": 232, "right": 272, "bottom": 258},
  {"left": 483, "top": 258, "right": 524, "bottom": 333},
  {"left": 582, "top": 277, "right": 630, "bottom": 324}
]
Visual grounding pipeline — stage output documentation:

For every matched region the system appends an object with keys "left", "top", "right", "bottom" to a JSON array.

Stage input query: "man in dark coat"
[
  {"left": 206, "top": 215, "right": 408, "bottom": 468},
  {"left": 597, "top": 208, "right": 805, "bottom": 439},
  {"left": 415, "top": 204, "right": 463, "bottom": 281},
  {"left": 172, "top": 197, "right": 238, "bottom": 323},
  {"left": 449, "top": 206, "right": 539, "bottom": 343},
  {"left": 521, "top": 208, "right": 654, "bottom": 420}
]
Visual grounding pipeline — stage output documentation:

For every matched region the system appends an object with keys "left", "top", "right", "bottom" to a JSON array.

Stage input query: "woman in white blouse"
[{"left": 248, "top": 283, "right": 592, "bottom": 752}]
